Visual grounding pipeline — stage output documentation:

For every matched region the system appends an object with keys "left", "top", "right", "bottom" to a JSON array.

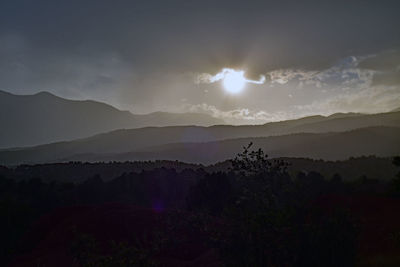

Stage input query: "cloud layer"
[{"left": 0, "top": 1, "right": 399, "bottom": 122}]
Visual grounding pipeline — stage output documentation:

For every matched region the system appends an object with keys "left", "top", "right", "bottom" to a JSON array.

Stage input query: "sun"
[{"left": 223, "top": 70, "right": 246, "bottom": 94}]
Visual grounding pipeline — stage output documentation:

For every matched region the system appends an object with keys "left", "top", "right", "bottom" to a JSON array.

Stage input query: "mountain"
[
  {"left": 1, "top": 125, "right": 399, "bottom": 165},
  {"left": 48, "top": 110, "right": 399, "bottom": 156},
  {"left": 286, "top": 112, "right": 399, "bottom": 133},
  {"left": 0, "top": 90, "right": 224, "bottom": 148},
  {"left": 59, "top": 126, "right": 400, "bottom": 164},
  {"left": 1, "top": 89, "right": 399, "bottom": 165},
  {"left": 66, "top": 126, "right": 400, "bottom": 163}
]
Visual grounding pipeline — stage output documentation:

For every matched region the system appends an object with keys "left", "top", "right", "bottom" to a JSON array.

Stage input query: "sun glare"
[{"left": 223, "top": 70, "right": 246, "bottom": 94}]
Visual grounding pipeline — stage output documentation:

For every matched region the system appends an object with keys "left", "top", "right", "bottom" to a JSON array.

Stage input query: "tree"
[
  {"left": 220, "top": 143, "right": 295, "bottom": 266},
  {"left": 230, "top": 142, "right": 291, "bottom": 209}
]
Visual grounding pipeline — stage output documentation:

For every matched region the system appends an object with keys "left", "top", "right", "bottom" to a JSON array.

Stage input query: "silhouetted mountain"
[
  {"left": 1, "top": 126, "right": 399, "bottom": 165},
  {"left": 286, "top": 111, "right": 399, "bottom": 133},
  {"left": 62, "top": 126, "right": 400, "bottom": 164},
  {"left": 390, "top": 107, "right": 400, "bottom": 112},
  {"left": 1, "top": 90, "right": 399, "bottom": 165},
  {"left": 0, "top": 90, "right": 224, "bottom": 148}
]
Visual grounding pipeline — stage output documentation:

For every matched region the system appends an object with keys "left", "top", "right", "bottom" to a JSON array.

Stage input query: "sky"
[{"left": 1, "top": 0, "right": 400, "bottom": 124}]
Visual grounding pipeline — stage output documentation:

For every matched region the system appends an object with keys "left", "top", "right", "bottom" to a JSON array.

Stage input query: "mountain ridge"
[
  {"left": 59, "top": 126, "right": 400, "bottom": 164},
  {"left": 0, "top": 90, "right": 224, "bottom": 148},
  {"left": 1, "top": 126, "right": 399, "bottom": 165}
]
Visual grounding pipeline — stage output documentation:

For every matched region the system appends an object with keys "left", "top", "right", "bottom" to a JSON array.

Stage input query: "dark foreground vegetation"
[{"left": 1, "top": 145, "right": 400, "bottom": 266}]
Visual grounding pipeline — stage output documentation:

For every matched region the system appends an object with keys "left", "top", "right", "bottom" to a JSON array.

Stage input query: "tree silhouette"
[{"left": 230, "top": 142, "right": 291, "bottom": 209}]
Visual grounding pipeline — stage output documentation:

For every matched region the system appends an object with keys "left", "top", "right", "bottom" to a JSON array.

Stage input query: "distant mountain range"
[
  {"left": 1, "top": 89, "right": 399, "bottom": 165},
  {"left": 28, "top": 126, "right": 397, "bottom": 164},
  {"left": 0, "top": 111, "right": 399, "bottom": 165},
  {"left": 0, "top": 90, "right": 224, "bottom": 148},
  {"left": 112, "top": 126, "right": 398, "bottom": 164}
]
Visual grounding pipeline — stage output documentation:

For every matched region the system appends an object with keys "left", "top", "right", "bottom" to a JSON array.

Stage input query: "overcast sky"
[{"left": 1, "top": 0, "right": 400, "bottom": 124}]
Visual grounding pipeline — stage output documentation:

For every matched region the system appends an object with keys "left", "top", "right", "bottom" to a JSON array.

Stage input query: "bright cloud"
[
  {"left": 267, "top": 69, "right": 318, "bottom": 85},
  {"left": 195, "top": 68, "right": 266, "bottom": 85},
  {"left": 266, "top": 56, "right": 376, "bottom": 89},
  {"left": 182, "top": 103, "right": 298, "bottom": 125}
]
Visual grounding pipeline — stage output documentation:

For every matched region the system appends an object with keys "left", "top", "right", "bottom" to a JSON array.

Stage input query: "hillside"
[
  {"left": 0, "top": 90, "right": 224, "bottom": 148},
  {"left": 1, "top": 126, "right": 399, "bottom": 165},
  {"left": 2, "top": 89, "right": 400, "bottom": 151},
  {"left": 62, "top": 126, "right": 400, "bottom": 164}
]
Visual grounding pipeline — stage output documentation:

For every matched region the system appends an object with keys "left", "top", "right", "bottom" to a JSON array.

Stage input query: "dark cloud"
[{"left": 1, "top": 0, "right": 399, "bottom": 71}]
